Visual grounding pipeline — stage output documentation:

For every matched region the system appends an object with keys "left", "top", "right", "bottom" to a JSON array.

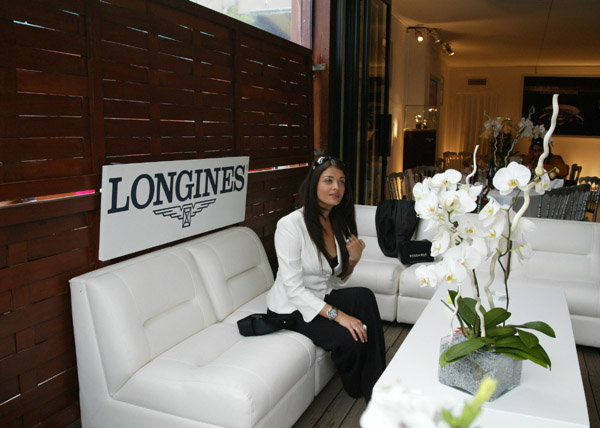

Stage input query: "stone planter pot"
[{"left": 438, "top": 334, "right": 523, "bottom": 401}]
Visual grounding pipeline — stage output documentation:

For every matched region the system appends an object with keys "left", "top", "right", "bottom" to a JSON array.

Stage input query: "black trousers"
[{"left": 270, "top": 287, "right": 386, "bottom": 402}]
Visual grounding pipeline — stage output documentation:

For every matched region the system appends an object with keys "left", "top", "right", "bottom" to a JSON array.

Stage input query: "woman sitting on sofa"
[{"left": 266, "top": 156, "right": 386, "bottom": 402}]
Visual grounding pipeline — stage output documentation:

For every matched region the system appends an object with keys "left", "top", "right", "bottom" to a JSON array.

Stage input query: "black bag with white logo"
[
  {"left": 375, "top": 199, "right": 433, "bottom": 265},
  {"left": 237, "top": 313, "right": 295, "bottom": 336}
]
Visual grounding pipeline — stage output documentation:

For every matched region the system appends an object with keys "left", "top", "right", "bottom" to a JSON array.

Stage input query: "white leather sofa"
[
  {"left": 70, "top": 226, "right": 336, "bottom": 428},
  {"left": 350, "top": 204, "right": 600, "bottom": 348}
]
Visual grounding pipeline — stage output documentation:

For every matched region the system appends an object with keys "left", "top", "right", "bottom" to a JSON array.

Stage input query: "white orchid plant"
[
  {"left": 482, "top": 107, "right": 546, "bottom": 169},
  {"left": 414, "top": 95, "right": 562, "bottom": 370},
  {"left": 361, "top": 377, "right": 498, "bottom": 428}
]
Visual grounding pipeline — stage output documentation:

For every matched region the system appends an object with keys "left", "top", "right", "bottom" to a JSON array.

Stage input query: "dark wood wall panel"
[{"left": 0, "top": 0, "right": 312, "bottom": 426}]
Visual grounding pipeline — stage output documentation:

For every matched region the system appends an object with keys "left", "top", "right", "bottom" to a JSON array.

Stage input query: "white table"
[{"left": 376, "top": 285, "right": 589, "bottom": 428}]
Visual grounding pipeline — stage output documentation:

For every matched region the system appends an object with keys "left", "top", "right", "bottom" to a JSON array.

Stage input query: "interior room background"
[{"left": 1, "top": 1, "right": 599, "bottom": 427}]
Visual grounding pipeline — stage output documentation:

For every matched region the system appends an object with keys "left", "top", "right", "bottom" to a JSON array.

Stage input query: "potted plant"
[{"left": 413, "top": 95, "right": 561, "bottom": 400}]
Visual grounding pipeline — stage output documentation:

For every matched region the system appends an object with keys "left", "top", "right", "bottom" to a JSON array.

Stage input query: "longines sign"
[{"left": 99, "top": 157, "right": 249, "bottom": 261}]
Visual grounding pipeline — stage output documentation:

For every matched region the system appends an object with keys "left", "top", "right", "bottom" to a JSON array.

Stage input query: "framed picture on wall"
[{"left": 522, "top": 76, "right": 600, "bottom": 136}]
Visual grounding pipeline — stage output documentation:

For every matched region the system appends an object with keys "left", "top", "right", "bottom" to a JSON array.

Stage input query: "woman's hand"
[
  {"left": 345, "top": 234, "right": 365, "bottom": 266},
  {"left": 335, "top": 311, "right": 368, "bottom": 343}
]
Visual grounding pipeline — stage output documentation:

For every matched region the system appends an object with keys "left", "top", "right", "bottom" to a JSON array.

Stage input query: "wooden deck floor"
[{"left": 292, "top": 322, "right": 600, "bottom": 428}]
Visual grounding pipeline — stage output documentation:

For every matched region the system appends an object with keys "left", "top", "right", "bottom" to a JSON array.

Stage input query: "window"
[{"left": 190, "top": 0, "right": 312, "bottom": 48}]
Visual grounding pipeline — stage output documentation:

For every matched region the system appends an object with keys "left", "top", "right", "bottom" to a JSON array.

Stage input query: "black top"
[{"left": 327, "top": 255, "right": 338, "bottom": 270}]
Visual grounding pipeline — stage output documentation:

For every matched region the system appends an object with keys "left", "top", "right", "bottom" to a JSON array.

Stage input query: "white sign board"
[{"left": 99, "top": 157, "right": 249, "bottom": 261}]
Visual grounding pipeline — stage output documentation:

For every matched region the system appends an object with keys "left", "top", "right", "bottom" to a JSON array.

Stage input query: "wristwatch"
[{"left": 327, "top": 306, "right": 338, "bottom": 321}]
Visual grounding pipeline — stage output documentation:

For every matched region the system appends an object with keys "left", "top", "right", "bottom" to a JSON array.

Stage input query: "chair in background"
[
  {"left": 386, "top": 172, "right": 407, "bottom": 200},
  {"left": 402, "top": 166, "right": 439, "bottom": 200},
  {"left": 403, "top": 169, "right": 419, "bottom": 200},
  {"left": 458, "top": 151, "right": 473, "bottom": 170},
  {"left": 536, "top": 186, "right": 572, "bottom": 219},
  {"left": 565, "top": 164, "right": 582, "bottom": 186},
  {"left": 563, "top": 184, "right": 591, "bottom": 221},
  {"left": 443, "top": 151, "right": 460, "bottom": 170},
  {"left": 414, "top": 165, "right": 440, "bottom": 179},
  {"left": 580, "top": 176, "right": 600, "bottom": 221}
]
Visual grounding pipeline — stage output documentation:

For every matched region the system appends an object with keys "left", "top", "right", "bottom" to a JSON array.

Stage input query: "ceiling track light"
[
  {"left": 407, "top": 26, "right": 455, "bottom": 56},
  {"left": 415, "top": 29, "right": 424, "bottom": 42},
  {"left": 441, "top": 42, "right": 455, "bottom": 56}
]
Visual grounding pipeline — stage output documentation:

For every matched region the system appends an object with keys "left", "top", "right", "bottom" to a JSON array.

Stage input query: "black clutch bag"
[
  {"left": 237, "top": 313, "right": 295, "bottom": 337},
  {"left": 398, "top": 239, "right": 434, "bottom": 265}
]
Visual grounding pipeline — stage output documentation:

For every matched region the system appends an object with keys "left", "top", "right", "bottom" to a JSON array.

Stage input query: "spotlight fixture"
[
  {"left": 441, "top": 42, "right": 455, "bottom": 56},
  {"left": 415, "top": 28, "right": 424, "bottom": 42},
  {"left": 407, "top": 26, "right": 455, "bottom": 56}
]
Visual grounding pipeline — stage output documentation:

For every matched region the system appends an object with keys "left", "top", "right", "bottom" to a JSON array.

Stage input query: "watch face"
[{"left": 327, "top": 307, "right": 338, "bottom": 320}]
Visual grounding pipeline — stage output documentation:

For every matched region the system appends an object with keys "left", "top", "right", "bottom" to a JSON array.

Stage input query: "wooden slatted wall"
[{"left": 0, "top": 0, "right": 313, "bottom": 426}]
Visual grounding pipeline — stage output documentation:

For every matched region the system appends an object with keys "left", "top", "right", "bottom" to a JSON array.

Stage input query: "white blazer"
[{"left": 266, "top": 209, "right": 350, "bottom": 322}]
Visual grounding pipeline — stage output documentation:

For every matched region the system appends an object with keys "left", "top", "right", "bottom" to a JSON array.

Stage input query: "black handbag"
[
  {"left": 398, "top": 239, "right": 434, "bottom": 265},
  {"left": 237, "top": 313, "right": 295, "bottom": 337}
]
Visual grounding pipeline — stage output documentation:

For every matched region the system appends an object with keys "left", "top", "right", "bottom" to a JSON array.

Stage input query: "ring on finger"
[{"left": 362, "top": 324, "right": 367, "bottom": 331}]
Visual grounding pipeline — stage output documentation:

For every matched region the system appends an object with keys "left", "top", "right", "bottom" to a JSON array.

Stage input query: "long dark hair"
[{"left": 299, "top": 157, "right": 357, "bottom": 277}]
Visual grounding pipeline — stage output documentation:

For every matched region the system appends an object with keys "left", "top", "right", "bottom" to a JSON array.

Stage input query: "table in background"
[{"left": 376, "top": 285, "right": 589, "bottom": 428}]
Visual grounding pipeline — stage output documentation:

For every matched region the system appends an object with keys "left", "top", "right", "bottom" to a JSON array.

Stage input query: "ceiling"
[{"left": 391, "top": 0, "right": 600, "bottom": 68}]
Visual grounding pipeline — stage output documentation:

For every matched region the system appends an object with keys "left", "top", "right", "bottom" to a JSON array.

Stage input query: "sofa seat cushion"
[
  {"left": 221, "top": 291, "right": 337, "bottom": 395},
  {"left": 347, "top": 259, "right": 401, "bottom": 296},
  {"left": 114, "top": 322, "right": 315, "bottom": 428}
]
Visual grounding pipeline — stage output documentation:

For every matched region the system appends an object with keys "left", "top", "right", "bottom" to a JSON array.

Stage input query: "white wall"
[
  {"left": 388, "top": 13, "right": 600, "bottom": 180},
  {"left": 388, "top": 13, "right": 408, "bottom": 174},
  {"left": 440, "top": 66, "right": 600, "bottom": 178},
  {"left": 389, "top": 13, "right": 444, "bottom": 173}
]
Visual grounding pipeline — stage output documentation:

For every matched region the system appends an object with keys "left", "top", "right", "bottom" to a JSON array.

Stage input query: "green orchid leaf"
[
  {"left": 448, "top": 289, "right": 458, "bottom": 305},
  {"left": 495, "top": 349, "right": 527, "bottom": 360},
  {"left": 485, "top": 326, "right": 517, "bottom": 338},
  {"left": 535, "top": 343, "right": 552, "bottom": 369},
  {"left": 440, "top": 337, "right": 491, "bottom": 367},
  {"left": 484, "top": 307, "right": 511, "bottom": 329},
  {"left": 494, "top": 337, "right": 552, "bottom": 369},
  {"left": 495, "top": 347, "right": 550, "bottom": 368},
  {"left": 457, "top": 297, "right": 486, "bottom": 327},
  {"left": 506, "top": 321, "right": 556, "bottom": 338},
  {"left": 516, "top": 329, "right": 539, "bottom": 348}
]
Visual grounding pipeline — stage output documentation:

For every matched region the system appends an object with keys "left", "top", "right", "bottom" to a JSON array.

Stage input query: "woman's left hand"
[{"left": 345, "top": 234, "right": 365, "bottom": 265}]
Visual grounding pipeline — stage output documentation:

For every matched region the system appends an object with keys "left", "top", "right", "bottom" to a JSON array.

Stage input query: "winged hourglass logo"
[{"left": 153, "top": 199, "right": 216, "bottom": 228}]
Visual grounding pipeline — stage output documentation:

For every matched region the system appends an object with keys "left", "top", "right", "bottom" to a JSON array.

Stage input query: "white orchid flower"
[
  {"left": 459, "top": 220, "right": 478, "bottom": 240},
  {"left": 360, "top": 382, "right": 447, "bottom": 428},
  {"left": 440, "top": 188, "right": 476, "bottom": 214},
  {"left": 511, "top": 216, "right": 535, "bottom": 242},
  {"left": 412, "top": 180, "right": 433, "bottom": 201},
  {"left": 431, "top": 169, "right": 462, "bottom": 190},
  {"left": 459, "top": 183, "right": 483, "bottom": 201},
  {"left": 430, "top": 230, "right": 451, "bottom": 257},
  {"left": 534, "top": 172, "right": 550, "bottom": 195},
  {"left": 492, "top": 162, "right": 531, "bottom": 195},
  {"left": 478, "top": 198, "right": 503, "bottom": 226},
  {"left": 517, "top": 117, "right": 534, "bottom": 137},
  {"left": 513, "top": 240, "right": 533, "bottom": 262},
  {"left": 414, "top": 192, "right": 440, "bottom": 220},
  {"left": 483, "top": 215, "right": 506, "bottom": 248},
  {"left": 445, "top": 242, "right": 484, "bottom": 271},
  {"left": 415, "top": 264, "right": 441, "bottom": 289},
  {"left": 437, "top": 257, "right": 468, "bottom": 286},
  {"left": 470, "top": 236, "right": 489, "bottom": 259},
  {"left": 532, "top": 123, "right": 546, "bottom": 139}
]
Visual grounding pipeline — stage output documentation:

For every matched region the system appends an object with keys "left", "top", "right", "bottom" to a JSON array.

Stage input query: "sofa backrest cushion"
[
  {"left": 355, "top": 204, "right": 388, "bottom": 261},
  {"left": 70, "top": 247, "right": 217, "bottom": 395},
  {"left": 511, "top": 217, "right": 600, "bottom": 282},
  {"left": 179, "top": 227, "right": 274, "bottom": 321}
]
